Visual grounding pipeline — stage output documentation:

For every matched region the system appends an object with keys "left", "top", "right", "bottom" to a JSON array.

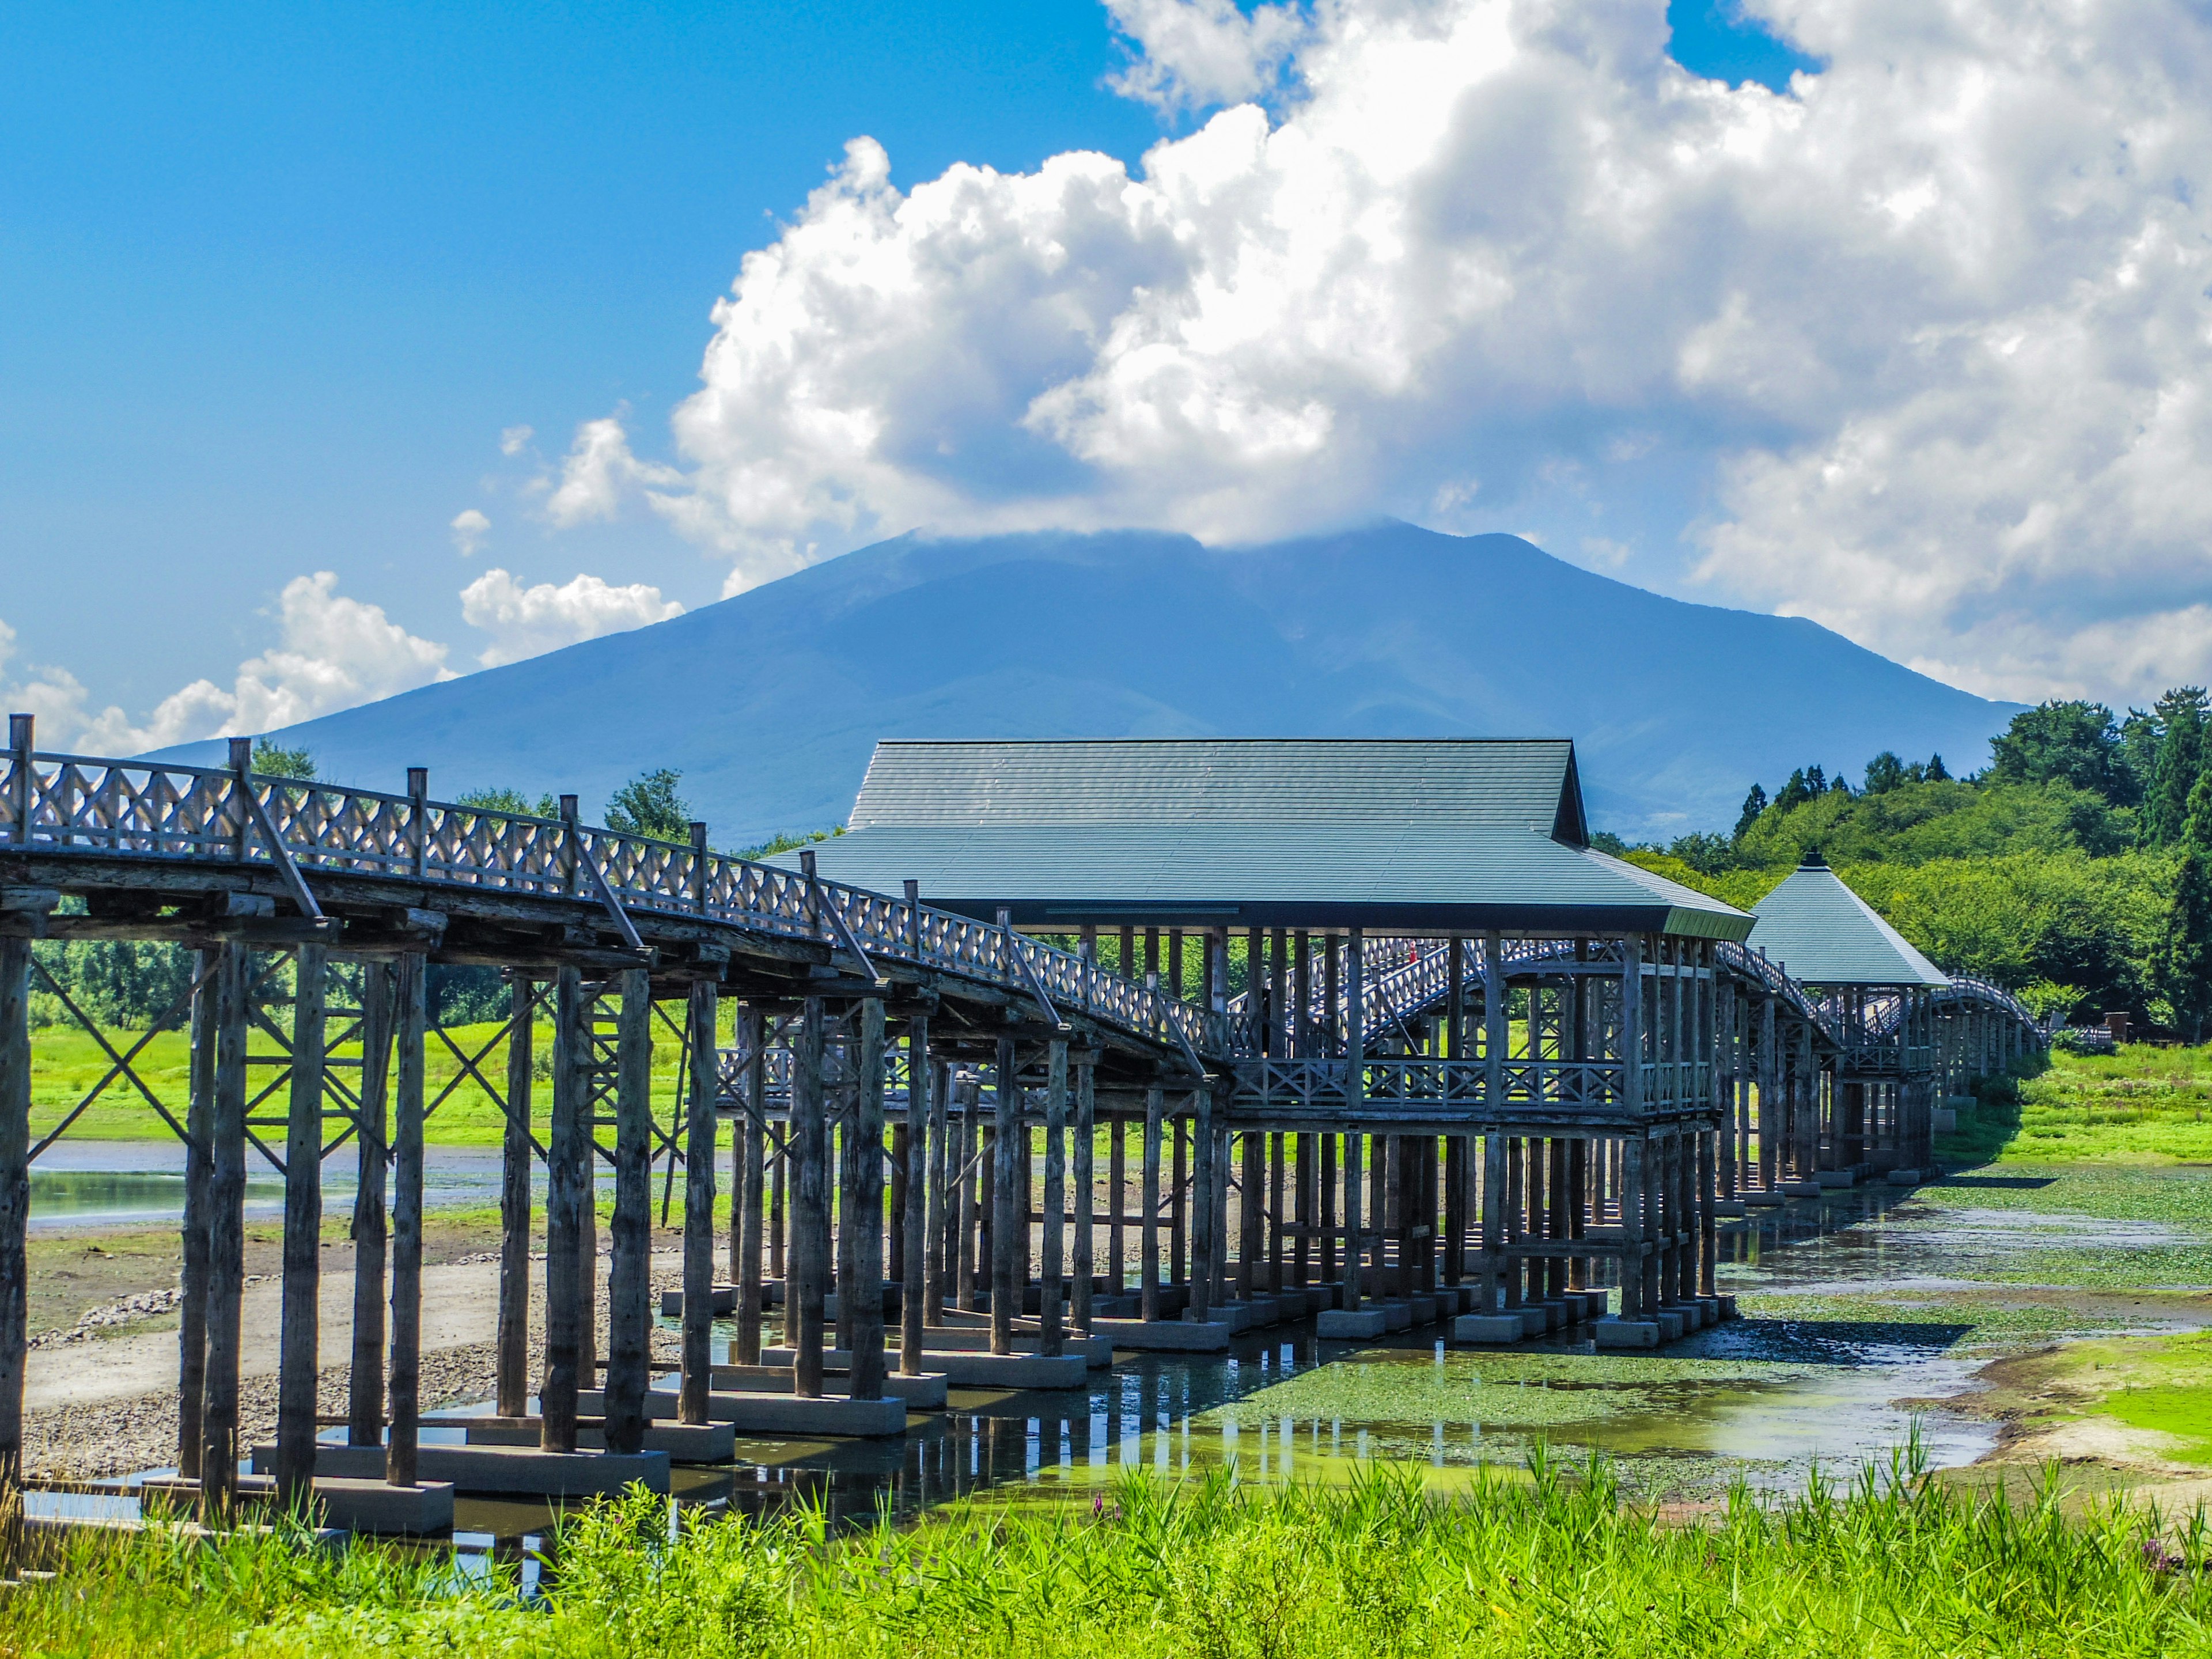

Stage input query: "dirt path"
[{"left": 24, "top": 1248, "right": 687, "bottom": 1480}]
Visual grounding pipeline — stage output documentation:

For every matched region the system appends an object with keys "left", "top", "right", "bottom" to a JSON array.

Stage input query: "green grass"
[
  {"left": 13, "top": 1457, "right": 2212, "bottom": 1657},
  {"left": 23, "top": 1019, "right": 691, "bottom": 1145},
  {"left": 1938, "top": 1046, "right": 2212, "bottom": 1168}
]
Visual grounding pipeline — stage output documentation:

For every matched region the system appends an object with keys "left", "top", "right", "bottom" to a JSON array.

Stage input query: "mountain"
[{"left": 161, "top": 522, "right": 2020, "bottom": 844}]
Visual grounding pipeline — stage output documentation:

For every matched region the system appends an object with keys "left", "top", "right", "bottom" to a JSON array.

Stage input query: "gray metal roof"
[
  {"left": 1747, "top": 858, "right": 1949, "bottom": 987},
  {"left": 851, "top": 738, "right": 1589, "bottom": 843},
  {"left": 772, "top": 739, "right": 1750, "bottom": 938}
]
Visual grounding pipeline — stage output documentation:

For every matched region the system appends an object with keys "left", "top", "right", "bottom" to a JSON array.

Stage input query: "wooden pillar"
[
  {"left": 178, "top": 951, "right": 214, "bottom": 1477},
  {"left": 1237, "top": 1127, "right": 1263, "bottom": 1299},
  {"left": 496, "top": 974, "right": 533, "bottom": 1418},
  {"left": 1443, "top": 1135, "right": 1465, "bottom": 1286},
  {"left": 1319, "top": 1130, "right": 1337, "bottom": 1286},
  {"left": 1294, "top": 1132, "right": 1314, "bottom": 1288},
  {"left": 385, "top": 953, "right": 426, "bottom": 1488},
  {"left": 541, "top": 967, "right": 588, "bottom": 1450},
  {"left": 1268, "top": 1132, "right": 1285, "bottom": 1291},
  {"left": 1385, "top": 1134, "right": 1408, "bottom": 1296},
  {"left": 274, "top": 943, "right": 325, "bottom": 1506},
  {"left": 1171, "top": 1116, "right": 1188, "bottom": 1285},
  {"left": 957, "top": 1075, "right": 980, "bottom": 1311},
  {"left": 1479, "top": 931, "right": 1506, "bottom": 1313},
  {"left": 348, "top": 959, "right": 392, "bottom": 1448},
  {"left": 792, "top": 997, "right": 828, "bottom": 1397},
  {"left": 1190, "top": 1084, "right": 1216, "bottom": 1321},
  {"left": 736, "top": 1007, "right": 766, "bottom": 1365},
  {"left": 992, "top": 1035, "right": 1023, "bottom": 1353},
  {"left": 200, "top": 942, "right": 249, "bottom": 1509},
  {"left": 1070, "top": 1056, "right": 1094, "bottom": 1333},
  {"left": 902, "top": 1015, "right": 930, "bottom": 1369},
  {"left": 603, "top": 970, "right": 653, "bottom": 1453},
  {"left": 1210, "top": 1101, "right": 1232, "bottom": 1316},
  {"left": 1040, "top": 1038, "right": 1067, "bottom": 1357},
  {"left": 849, "top": 998, "right": 887, "bottom": 1400},
  {"left": 0, "top": 934, "right": 30, "bottom": 1501},
  {"left": 1140, "top": 1085, "right": 1162, "bottom": 1320},
  {"left": 1339, "top": 1128, "right": 1363, "bottom": 1313},
  {"left": 1107, "top": 1116, "right": 1127, "bottom": 1294},
  {"left": 680, "top": 979, "right": 718, "bottom": 1425}
]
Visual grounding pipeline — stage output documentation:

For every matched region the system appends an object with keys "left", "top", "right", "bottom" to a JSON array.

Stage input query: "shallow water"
[{"left": 28, "top": 1141, "right": 611, "bottom": 1229}]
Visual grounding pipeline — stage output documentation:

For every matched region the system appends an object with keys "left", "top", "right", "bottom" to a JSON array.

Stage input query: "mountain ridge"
[{"left": 157, "top": 522, "right": 2019, "bottom": 843}]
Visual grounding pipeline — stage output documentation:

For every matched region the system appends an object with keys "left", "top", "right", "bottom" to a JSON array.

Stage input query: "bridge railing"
[{"left": 1, "top": 747, "right": 1221, "bottom": 1060}]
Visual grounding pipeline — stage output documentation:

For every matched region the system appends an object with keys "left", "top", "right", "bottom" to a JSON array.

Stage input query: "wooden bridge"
[{"left": 0, "top": 721, "right": 2048, "bottom": 1532}]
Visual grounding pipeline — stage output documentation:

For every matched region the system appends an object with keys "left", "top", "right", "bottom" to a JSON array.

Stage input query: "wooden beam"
[
  {"left": 792, "top": 997, "right": 828, "bottom": 1397},
  {"left": 274, "top": 943, "right": 325, "bottom": 1506},
  {"left": 603, "top": 967, "right": 653, "bottom": 1454},
  {"left": 991, "top": 1034, "right": 1020, "bottom": 1355},
  {"left": 1040, "top": 1038, "right": 1067, "bottom": 1358},
  {"left": 495, "top": 975, "right": 533, "bottom": 1419},
  {"left": 901, "top": 1014, "right": 930, "bottom": 1368},
  {"left": 539, "top": 966, "right": 587, "bottom": 1453},
  {"left": 347, "top": 960, "right": 392, "bottom": 1446},
  {"left": 386, "top": 951, "right": 426, "bottom": 1488},
  {"left": 0, "top": 934, "right": 29, "bottom": 1503},
  {"left": 679, "top": 978, "right": 718, "bottom": 1425},
  {"left": 848, "top": 998, "right": 887, "bottom": 1399},
  {"left": 1071, "top": 1055, "right": 1094, "bottom": 1335},
  {"left": 200, "top": 942, "right": 248, "bottom": 1512}
]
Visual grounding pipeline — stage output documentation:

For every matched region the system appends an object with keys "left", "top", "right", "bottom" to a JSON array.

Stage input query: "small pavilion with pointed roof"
[{"left": 1750, "top": 854, "right": 1947, "bottom": 1176}]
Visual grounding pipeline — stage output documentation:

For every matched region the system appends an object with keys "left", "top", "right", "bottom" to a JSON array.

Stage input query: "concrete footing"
[
  {"left": 581, "top": 1385, "right": 910, "bottom": 1438},
  {"left": 1886, "top": 1168, "right": 1923, "bottom": 1185},
  {"left": 253, "top": 1442, "right": 671, "bottom": 1497},
  {"left": 759, "top": 1344, "right": 1088, "bottom": 1391},
  {"left": 710, "top": 1364, "right": 950, "bottom": 1408},
  {"left": 142, "top": 1473, "right": 454, "bottom": 1534},
  {"left": 1815, "top": 1170, "right": 1858, "bottom": 1188},
  {"left": 1745, "top": 1191, "right": 1790, "bottom": 1207},
  {"left": 429, "top": 1412, "right": 737, "bottom": 1463},
  {"left": 1316, "top": 1308, "right": 1388, "bottom": 1339},
  {"left": 1089, "top": 1317, "right": 1233, "bottom": 1352},
  {"left": 1594, "top": 1317, "right": 1662, "bottom": 1349},
  {"left": 1452, "top": 1313, "right": 1524, "bottom": 1344}
]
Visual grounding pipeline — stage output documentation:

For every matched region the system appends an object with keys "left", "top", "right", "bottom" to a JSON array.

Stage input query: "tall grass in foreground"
[{"left": 7, "top": 1449, "right": 2212, "bottom": 1658}]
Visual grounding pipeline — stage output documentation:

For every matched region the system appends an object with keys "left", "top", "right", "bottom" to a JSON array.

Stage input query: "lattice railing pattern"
[{"left": 2, "top": 749, "right": 1219, "bottom": 1058}]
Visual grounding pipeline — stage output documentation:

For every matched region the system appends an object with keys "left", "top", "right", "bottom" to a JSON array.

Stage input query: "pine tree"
[
  {"left": 2161, "top": 768, "right": 2212, "bottom": 1043},
  {"left": 2144, "top": 687, "right": 2209, "bottom": 848},
  {"left": 1733, "top": 784, "right": 1767, "bottom": 839}
]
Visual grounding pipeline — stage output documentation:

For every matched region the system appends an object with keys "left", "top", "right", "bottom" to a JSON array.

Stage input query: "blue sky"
[{"left": 4, "top": 1, "right": 2201, "bottom": 750}]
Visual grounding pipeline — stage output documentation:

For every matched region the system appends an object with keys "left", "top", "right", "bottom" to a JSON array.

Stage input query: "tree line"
[{"left": 1601, "top": 691, "right": 2212, "bottom": 1037}]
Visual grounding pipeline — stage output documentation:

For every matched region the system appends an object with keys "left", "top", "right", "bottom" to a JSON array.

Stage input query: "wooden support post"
[
  {"left": 348, "top": 960, "right": 391, "bottom": 1448},
  {"left": 274, "top": 943, "right": 325, "bottom": 1506},
  {"left": 925, "top": 1054, "right": 950, "bottom": 1325},
  {"left": 1294, "top": 1132, "right": 1313, "bottom": 1288},
  {"left": 736, "top": 1007, "right": 766, "bottom": 1365},
  {"left": 1319, "top": 1130, "right": 1336, "bottom": 1286},
  {"left": 0, "top": 934, "right": 30, "bottom": 1503},
  {"left": 888, "top": 1121, "right": 908, "bottom": 1287},
  {"left": 1236, "top": 1127, "right": 1262, "bottom": 1299},
  {"left": 1340, "top": 1128, "right": 1363, "bottom": 1313},
  {"left": 1071, "top": 1055, "right": 1094, "bottom": 1334},
  {"left": 1387, "top": 1135, "right": 1409, "bottom": 1297},
  {"left": 179, "top": 950, "right": 214, "bottom": 1478},
  {"left": 386, "top": 952, "right": 426, "bottom": 1489},
  {"left": 1480, "top": 931, "right": 1505, "bottom": 1313},
  {"left": 849, "top": 998, "right": 887, "bottom": 1399},
  {"left": 1171, "top": 1116, "right": 1187, "bottom": 1285},
  {"left": 680, "top": 979, "right": 718, "bottom": 1426},
  {"left": 793, "top": 997, "right": 828, "bottom": 1397},
  {"left": 200, "top": 942, "right": 249, "bottom": 1510},
  {"left": 1107, "top": 1116, "right": 1126, "bottom": 1293},
  {"left": 991, "top": 1034, "right": 1020, "bottom": 1355},
  {"left": 1040, "top": 1038, "right": 1067, "bottom": 1357},
  {"left": 957, "top": 1077, "right": 980, "bottom": 1312},
  {"left": 902, "top": 1015, "right": 930, "bottom": 1368},
  {"left": 540, "top": 967, "right": 588, "bottom": 1452},
  {"left": 1190, "top": 1084, "right": 1216, "bottom": 1321},
  {"left": 1268, "top": 1132, "right": 1285, "bottom": 1291},
  {"left": 1443, "top": 1135, "right": 1465, "bottom": 1286},
  {"left": 496, "top": 974, "right": 533, "bottom": 1418},
  {"left": 1140, "top": 1084, "right": 1162, "bottom": 1321},
  {"left": 603, "top": 970, "right": 653, "bottom": 1455}
]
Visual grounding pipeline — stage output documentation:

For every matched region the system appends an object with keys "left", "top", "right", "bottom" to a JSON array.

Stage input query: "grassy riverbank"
[{"left": 7, "top": 1458, "right": 2211, "bottom": 1658}]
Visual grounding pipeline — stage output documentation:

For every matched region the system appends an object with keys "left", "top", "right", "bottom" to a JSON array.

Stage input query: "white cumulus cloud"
[
  {"left": 450, "top": 507, "right": 491, "bottom": 556},
  {"left": 541, "top": 415, "right": 684, "bottom": 528},
  {"left": 2, "top": 575, "right": 454, "bottom": 754},
  {"left": 615, "top": 0, "right": 2212, "bottom": 704},
  {"left": 459, "top": 568, "right": 684, "bottom": 668}
]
